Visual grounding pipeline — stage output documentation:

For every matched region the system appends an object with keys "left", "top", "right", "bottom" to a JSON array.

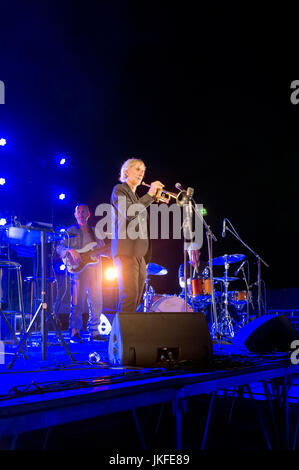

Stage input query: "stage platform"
[{"left": 0, "top": 331, "right": 299, "bottom": 453}]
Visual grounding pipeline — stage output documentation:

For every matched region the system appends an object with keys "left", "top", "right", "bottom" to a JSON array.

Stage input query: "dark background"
[{"left": 0, "top": 1, "right": 299, "bottom": 295}]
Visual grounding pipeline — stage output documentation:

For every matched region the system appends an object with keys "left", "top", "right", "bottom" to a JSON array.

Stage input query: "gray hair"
[
  {"left": 75, "top": 204, "right": 90, "bottom": 214},
  {"left": 119, "top": 158, "right": 146, "bottom": 183}
]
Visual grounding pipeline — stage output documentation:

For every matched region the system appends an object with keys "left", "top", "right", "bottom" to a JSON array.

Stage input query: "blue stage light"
[
  {"left": 59, "top": 193, "right": 66, "bottom": 200},
  {"left": 59, "top": 264, "right": 66, "bottom": 271},
  {"left": 0, "top": 218, "right": 7, "bottom": 226},
  {"left": 0, "top": 138, "right": 6, "bottom": 146},
  {"left": 0, "top": 178, "right": 6, "bottom": 185},
  {"left": 55, "top": 154, "right": 68, "bottom": 166}
]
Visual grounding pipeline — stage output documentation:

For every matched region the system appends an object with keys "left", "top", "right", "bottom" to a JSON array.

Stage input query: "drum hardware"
[
  {"left": 174, "top": 183, "right": 219, "bottom": 339},
  {"left": 236, "top": 312, "right": 248, "bottom": 330},
  {"left": 143, "top": 280, "right": 155, "bottom": 312},
  {"left": 229, "top": 290, "right": 248, "bottom": 304},
  {"left": 191, "top": 277, "right": 212, "bottom": 296},
  {"left": 141, "top": 262, "right": 168, "bottom": 312},
  {"left": 150, "top": 294, "right": 193, "bottom": 312},
  {"left": 191, "top": 278, "right": 213, "bottom": 310},
  {"left": 207, "top": 257, "right": 245, "bottom": 338},
  {"left": 219, "top": 218, "right": 269, "bottom": 316},
  {"left": 7, "top": 224, "right": 75, "bottom": 369},
  {"left": 237, "top": 258, "right": 253, "bottom": 325},
  {"left": 209, "top": 253, "right": 251, "bottom": 337},
  {"left": 210, "top": 253, "right": 246, "bottom": 266},
  {"left": 228, "top": 289, "right": 250, "bottom": 333},
  {"left": 146, "top": 262, "right": 168, "bottom": 276},
  {"left": 234, "top": 259, "right": 246, "bottom": 276},
  {"left": 214, "top": 276, "right": 239, "bottom": 282},
  {"left": 216, "top": 255, "right": 237, "bottom": 339}
]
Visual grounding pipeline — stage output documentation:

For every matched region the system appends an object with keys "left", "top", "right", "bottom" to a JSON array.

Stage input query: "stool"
[
  {"left": 24, "top": 276, "right": 56, "bottom": 330},
  {"left": 0, "top": 260, "right": 26, "bottom": 343}
]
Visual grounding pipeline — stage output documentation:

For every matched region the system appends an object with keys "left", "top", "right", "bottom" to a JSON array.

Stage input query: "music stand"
[{"left": 7, "top": 225, "right": 75, "bottom": 369}]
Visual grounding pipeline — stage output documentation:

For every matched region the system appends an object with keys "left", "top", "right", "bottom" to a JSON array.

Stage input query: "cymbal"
[
  {"left": 147, "top": 262, "right": 168, "bottom": 275},
  {"left": 214, "top": 276, "right": 239, "bottom": 282},
  {"left": 210, "top": 254, "right": 246, "bottom": 266}
]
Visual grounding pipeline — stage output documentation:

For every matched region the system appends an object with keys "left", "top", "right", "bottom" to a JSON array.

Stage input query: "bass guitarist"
[{"left": 56, "top": 204, "right": 110, "bottom": 343}]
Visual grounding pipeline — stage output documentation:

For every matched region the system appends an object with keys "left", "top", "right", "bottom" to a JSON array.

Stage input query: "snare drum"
[
  {"left": 229, "top": 290, "right": 248, "bottom": 303},
  {"left": 150, "top": 294, "right": 193, "bottom": 312},
  {"left": 191, "top": 278, "right": 212, "bottom": 296}
]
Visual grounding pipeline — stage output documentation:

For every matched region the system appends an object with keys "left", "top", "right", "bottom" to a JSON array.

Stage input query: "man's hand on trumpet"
[{"left": 147, "top": 181, "right": 164, "bottom": 198}]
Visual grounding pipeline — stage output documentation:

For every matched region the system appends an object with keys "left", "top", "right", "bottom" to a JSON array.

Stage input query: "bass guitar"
[{"left": 62, "top": 242, "right": 110, "bottom": 274}]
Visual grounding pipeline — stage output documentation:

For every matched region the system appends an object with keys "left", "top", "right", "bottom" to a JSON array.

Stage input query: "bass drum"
[{"left": 150, "top": 294, "right": 193, "bottom": 312}]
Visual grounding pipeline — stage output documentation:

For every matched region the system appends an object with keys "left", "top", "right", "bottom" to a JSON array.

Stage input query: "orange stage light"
[{"left": 104, "top": 266, "right": 118, "bottom": 281}]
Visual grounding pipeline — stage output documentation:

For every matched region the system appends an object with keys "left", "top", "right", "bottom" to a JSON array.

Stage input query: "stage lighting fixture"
[
  {"left": 58, "top": 193, "right": 66, "bottom": 200},
  {"left": 59, "top": 264, "right": 66, "bottom": 271},
  {"left": 59, "top": 157, "right": 66, "bottom": 165},
  {"left": 0, "top": 218, "right": 7, "bottom": 226},
  {"left": 0, "top": 138, "right": 6, "bottom": 146},
  {"left": 104, "top": 267, "right": 118, "bottom": 281},
  {"left": 200, "top": 207, "right": 207, "bottom": 216},
  {"left": 0, "top": 178, "right": 6, "bottom": 185}
]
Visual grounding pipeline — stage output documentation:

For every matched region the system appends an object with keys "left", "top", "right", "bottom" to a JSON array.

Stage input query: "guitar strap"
[
  {"left": 88, "top": 225, "right": 97, "bottom": 243},
  {"left": 78, "top": 224, "right": 97, "bottom": 248}
]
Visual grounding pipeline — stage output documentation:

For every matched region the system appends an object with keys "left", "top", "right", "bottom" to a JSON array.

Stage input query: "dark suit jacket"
[{"left": 110, "top": 182, "right": 154, "bottom": 262}]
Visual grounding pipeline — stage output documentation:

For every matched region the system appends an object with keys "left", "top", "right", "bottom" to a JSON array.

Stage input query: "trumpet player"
[{"left": 110, "top": 158, "right": 164, "bottom": 313}]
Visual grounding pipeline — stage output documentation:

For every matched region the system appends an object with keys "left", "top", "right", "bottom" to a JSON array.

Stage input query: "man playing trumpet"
[{"left": 110, "top": 158, "right": 164, "bottom": 312}]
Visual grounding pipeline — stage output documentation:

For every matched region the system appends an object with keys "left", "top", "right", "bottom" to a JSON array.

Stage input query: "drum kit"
[
  {"left": 139, "top": 183, "right": 268, "bottom": 341},
  {"left": 141, "top": 254, "right": 252, "bottom": 339}
]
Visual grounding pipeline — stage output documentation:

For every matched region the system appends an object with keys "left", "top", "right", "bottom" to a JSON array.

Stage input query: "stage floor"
[
  {"left": 0, "top": 332, "right": 299, "bottom": 452},
  {"left": 0, "top": 331, "right": 295, "bottom": 389}
]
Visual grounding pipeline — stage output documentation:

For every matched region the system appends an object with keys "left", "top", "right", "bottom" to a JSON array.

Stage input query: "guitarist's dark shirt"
[{"left": 56, "top": 224, "right": 105, "bottom": 259}]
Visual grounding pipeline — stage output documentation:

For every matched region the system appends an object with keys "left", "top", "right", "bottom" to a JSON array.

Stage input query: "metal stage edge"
[{"left": 0, "top": 359, "right": 299, "bottom": 450}]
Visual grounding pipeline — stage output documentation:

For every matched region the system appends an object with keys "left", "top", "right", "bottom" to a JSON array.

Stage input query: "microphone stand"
[
  {"left": 224, "top": 219, "right": 269, "bottom": 316},
  {"left": 182, "top": 193, "right": 194, "bottom": 313},
  {"left": 190, "top": 198, "right": 219, "bottom": 342},
  {"left": 183, "top": 243, "right": 188, "bottom": 312},
  {"left": 178, "top": 183, "right": 219, "bottom": 342}
]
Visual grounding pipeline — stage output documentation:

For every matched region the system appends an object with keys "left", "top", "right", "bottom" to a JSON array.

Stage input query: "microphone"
[
  {"left": 234, "top": 260, "right": 246, "bottom": 276},
  {"left": 222, "top": 219, "right": 226, "bottom": 238}
]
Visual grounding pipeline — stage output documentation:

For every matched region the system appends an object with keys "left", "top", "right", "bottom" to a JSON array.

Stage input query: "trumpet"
[{"left": 141, "top": 182, "right": 188, "bottom": 206}]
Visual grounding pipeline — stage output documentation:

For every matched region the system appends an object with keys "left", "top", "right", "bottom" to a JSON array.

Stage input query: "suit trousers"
[{"left": 113, "top": 255, "right": 147, "bottom": 313}]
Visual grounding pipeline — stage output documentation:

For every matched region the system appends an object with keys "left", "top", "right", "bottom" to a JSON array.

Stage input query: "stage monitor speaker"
[
  {"left": 108, "top": 312, "right": 213, "bottom": 367},
  {"left": 232, "top": 314, "right": 299, "bottom": 353}
]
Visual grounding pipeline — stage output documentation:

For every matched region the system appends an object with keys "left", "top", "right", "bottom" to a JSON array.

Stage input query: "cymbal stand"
[
  {"left": 240, "top": 262, "right": 251, "bottom": 326},
  {"left": 223, "top": 218, "right": 269, "bottom": 316},
  {"left": 188, "top": 195, "right": 219, "bottom": 342},
  {"left": 234, "top": 262, "right": 250, "bottom": 330},
  {"left": 8, "top": 226, "right": 75, "bottom": 369},
  {"left": 143, "top": 276, "right": 155, "bottom": 312},
  {"left": 218, "top": 256, "right": 235, "bottom": 338}
]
